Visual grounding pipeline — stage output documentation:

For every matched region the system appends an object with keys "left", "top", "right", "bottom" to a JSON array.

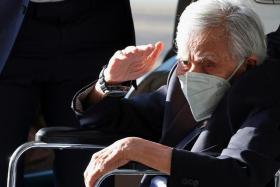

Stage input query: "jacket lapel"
[
  {"left": 191, "top": 95, "right": 232, "bottom": 154},
  {"left": 160, "top": 66, "right": 197, "bottom": 147}
]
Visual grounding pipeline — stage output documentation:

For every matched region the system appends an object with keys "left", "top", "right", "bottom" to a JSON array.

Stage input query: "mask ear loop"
[{"left": 226, "top": 61, "right": 245, "bottom": 81}]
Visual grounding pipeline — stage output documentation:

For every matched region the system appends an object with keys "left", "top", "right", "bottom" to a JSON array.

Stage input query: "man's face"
[{"left": 178, "top": 27, "right": 246, "bottom": 80}]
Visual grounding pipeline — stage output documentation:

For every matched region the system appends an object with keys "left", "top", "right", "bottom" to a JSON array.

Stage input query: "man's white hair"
[{"left": 176, "top": 0, "right": 266, "bottom": 64}]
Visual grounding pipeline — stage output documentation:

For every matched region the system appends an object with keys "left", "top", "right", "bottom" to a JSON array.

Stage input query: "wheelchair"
[
  {"left": 5, "top": 0, "right": 280, "bottom": 187},
  {"left": 7, "top": 56, "right": 177, "bottom": 187},
  {"left": 6, "top": 54, "right": 280, "bottom": 187}
]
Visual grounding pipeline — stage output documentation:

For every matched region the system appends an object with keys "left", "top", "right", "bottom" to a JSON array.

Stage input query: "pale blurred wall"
[{"left": 130, "top": 0, "right": 178, "bottom": 63}]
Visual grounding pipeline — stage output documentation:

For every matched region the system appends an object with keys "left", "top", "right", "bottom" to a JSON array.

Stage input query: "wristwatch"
[{"left": 98, "top": 65, "right": 137, "bottom": 97}]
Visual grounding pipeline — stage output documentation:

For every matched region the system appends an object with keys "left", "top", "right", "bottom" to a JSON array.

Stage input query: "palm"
[{"left": 105, "top": 42, "right": 164, "bottom": 84}]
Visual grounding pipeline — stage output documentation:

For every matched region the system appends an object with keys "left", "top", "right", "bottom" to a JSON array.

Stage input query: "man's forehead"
[
  {"left": 191, "top": 27, "right": 228, "bottom": 44},
  {"left": 189, "top": 27, "right": 229, "bottom": 53}
]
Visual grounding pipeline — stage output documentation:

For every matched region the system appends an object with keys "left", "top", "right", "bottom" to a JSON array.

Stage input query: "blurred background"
[{"left": 131, "top": 0, "right": 178, "bottom": 63}]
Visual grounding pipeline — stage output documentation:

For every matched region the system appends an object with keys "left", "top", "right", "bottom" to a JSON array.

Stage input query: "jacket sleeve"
[
  {"left": 169, "top": 105, "right": 280, "bottom": 187},
  {"left": 72, "top": 83, "right": 168, "bottom": 142},
  {"left": 0, "top": 0, "right": 29, "bottom": 72}
]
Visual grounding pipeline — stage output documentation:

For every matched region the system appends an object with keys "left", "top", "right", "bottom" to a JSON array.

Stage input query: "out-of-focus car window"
[
  {"left": 130, "top": 0, "right": 178, "bottom": 64},
  {"left": 130, "top": 0, "right": 280, "bottom": 49},
  {"left": 251, "top": 0, "right": 280, "bottom": 34}
]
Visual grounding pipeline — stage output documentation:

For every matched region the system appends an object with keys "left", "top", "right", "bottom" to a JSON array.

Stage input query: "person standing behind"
[{"left": 0, "top": 0, "right": 135, "bottom": 187}]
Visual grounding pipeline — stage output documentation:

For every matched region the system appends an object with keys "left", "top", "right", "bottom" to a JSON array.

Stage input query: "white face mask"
[{"left": 178, "top": 62, "right": 244, "bottom": 122}]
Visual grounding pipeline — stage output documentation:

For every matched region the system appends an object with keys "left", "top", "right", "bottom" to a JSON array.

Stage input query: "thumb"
[{"left": 147, "top": 41, "right": 164, "bottom": 63}]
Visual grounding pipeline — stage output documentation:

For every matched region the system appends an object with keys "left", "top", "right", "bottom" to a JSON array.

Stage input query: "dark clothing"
[
  {"left": 0, "top": 0, "right": 28, "bottom": 72},
  {"left": 2, "top": 0, "right": 135, "bottom": 80},
  {"left": 73, "top": 59, "right": 280, "bottom": 187},
  {"left": 267, "top": 25, "right": 280, "bottom": 60},
  {"left": 0, "top": 0, "right": 135, "bottom": 187},
  {"left": 169, "top": 60, "right": 280, "bottom": 187}
]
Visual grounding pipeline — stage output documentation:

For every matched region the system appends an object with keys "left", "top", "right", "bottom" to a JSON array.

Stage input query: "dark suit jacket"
[
  {"left": 0, "top": 0, "right": 29, "bottom": 73},
  {"left": 73, "top": 59, "right": 280, "bottom": 187}
]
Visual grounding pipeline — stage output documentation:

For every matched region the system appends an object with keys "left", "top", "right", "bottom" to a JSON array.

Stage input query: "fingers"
[
  {"left": 84, "top": 147, "right": 113, "bottom": 187},
  {"left": 84, "top": 153, "right": 112, "bottom": 187},
  {"left": 124, "top": 42, "right": 163, "bottom": 57},
  {"left": 114, "top": 42, "right": 164, "bottom": 61},
  {"left": 149, "top": 41, "right": 164, "bottom": 61},
  {"left": 122, "top": 45, "right": 154, "bottom": 60},
  {"left": 130, "top": 42, "right": 164, "bottom": 75},
  {"left": 83, "top": 140, "right": 131, "bottom": 187},
  {"left": 136, "top": 44, "right": 155, "bottom": 56},
  {"left": 122, "top": 46, "right": 139, "bottom": 55},
  {"left": 136, "top": 42, "right": 163, "bottom": 60},
  {"left": 113, "top": 50, "right": 127, "bottom": 61},
  {"left": 106, "top": 42, "right": 164, "bottom": 82},
  {"left": 84, "top": 153, "right": 103, "bottom": 187}
]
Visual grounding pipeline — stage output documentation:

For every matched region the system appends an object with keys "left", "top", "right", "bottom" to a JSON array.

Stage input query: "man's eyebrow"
[{"left": 195, "top": 52, "right": 217, "bottom": 61}]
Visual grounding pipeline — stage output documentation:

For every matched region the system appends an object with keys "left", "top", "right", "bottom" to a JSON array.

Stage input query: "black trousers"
[{"left": 0, "top": 0, "right": 135, "bottom": 186}]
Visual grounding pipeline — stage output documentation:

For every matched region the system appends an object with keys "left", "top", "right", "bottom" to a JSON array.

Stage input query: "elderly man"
[{"left": 72, "top": 0, "right": 280, "bottom": 187}]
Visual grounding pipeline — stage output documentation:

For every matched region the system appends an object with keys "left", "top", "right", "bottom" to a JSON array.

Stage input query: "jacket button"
[{"left": 181, "top": 178, "right": 199, "bottom": 186}]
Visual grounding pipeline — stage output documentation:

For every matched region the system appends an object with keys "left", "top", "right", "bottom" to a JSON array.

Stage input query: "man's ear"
[{"left": 245, "top": 56, "right": 257, "bottom": 70}]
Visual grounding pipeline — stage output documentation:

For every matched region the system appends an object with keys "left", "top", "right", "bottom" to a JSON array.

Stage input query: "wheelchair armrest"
[
  {"left": 95, "top": 168, "right": 166, "bottom": 187},
  {"left": 35, "top": 127, "right": 156, "bottom": 171},
  {"left": 35, "top": 127, "right": 128, "bottom": 146}
]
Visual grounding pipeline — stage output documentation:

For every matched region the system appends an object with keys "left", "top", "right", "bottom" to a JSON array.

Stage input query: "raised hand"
[{"left": 104, "top": 41, "right": 164, "bottom": 84}]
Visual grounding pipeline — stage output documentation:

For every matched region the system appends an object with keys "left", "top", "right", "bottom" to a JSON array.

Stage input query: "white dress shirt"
[{"left": 150, "top": 176, "right": 167, "bottom": 187}]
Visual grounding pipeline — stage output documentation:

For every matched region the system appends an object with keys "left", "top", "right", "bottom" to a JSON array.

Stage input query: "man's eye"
[
  {"left": 183, "top": 60, "right": 188, "bottom": 65},
  {"left": 202, "top": 60, "right": 216, "bottom": 68},
  {"left": 178, "top": 59, "right": 188, "bottom": 65},
  {"left": 205, "top": 62, "right": 216, "bottom": 67}
]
